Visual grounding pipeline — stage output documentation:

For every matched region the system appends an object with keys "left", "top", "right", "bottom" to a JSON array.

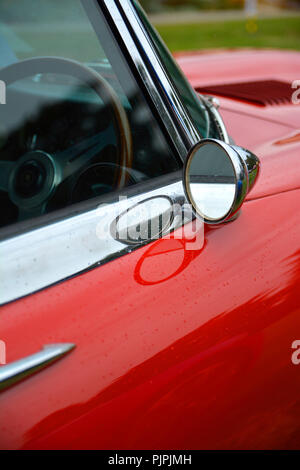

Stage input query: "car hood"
[{"left": 176, "top": 49, "right": 300, "bottom": 200}]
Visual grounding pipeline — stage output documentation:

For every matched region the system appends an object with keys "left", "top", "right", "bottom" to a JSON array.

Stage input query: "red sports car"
[{"left": 0, "top": 0, "right": 300, "bottom": 450}]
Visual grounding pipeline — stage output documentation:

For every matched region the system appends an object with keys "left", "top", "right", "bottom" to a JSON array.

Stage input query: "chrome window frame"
[
  {"left": 0, "top": 0, "right": 202, "bottom": 305},
  {"left": 105, "top": 0, "right": 201, "bottom": 154}
]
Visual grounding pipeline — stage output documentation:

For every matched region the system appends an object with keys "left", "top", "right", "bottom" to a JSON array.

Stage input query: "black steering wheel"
[{"left": 0, "top": 57, "right": 133, "bottom": 220}]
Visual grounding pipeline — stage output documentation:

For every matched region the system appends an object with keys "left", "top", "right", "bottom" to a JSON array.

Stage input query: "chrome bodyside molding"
[
  {"left": 0, "top": 176, "right": 188, "bottom": 305},
  {"left": 0, "top": 343, "right": 75, "bottom": 392}
]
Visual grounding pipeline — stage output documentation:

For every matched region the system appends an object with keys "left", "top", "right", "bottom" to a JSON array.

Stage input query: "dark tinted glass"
[{"left": 0, "top": 0, "right": 180, "bottom": 228}]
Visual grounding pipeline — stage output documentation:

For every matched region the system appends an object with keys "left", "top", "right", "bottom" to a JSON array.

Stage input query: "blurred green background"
[
  {"left": 140, "top": 0, "right": 300, "bottom": 51},
  {"left": 0, "top": 0, "right": 299, "bottom": 54},
  {"left": 155, "top": 17, "right": 300, "bottom": 51},
  {"left": 141, "top": 0, "right": 244, "bottom": 12},
  {"left": 140, "top": 0, "right": 299, "bottom": 12}
]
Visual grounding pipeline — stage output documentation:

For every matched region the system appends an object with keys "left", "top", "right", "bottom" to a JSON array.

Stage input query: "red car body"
[{"left": 1, "top": 48, "right": 300, "bottom": 450}]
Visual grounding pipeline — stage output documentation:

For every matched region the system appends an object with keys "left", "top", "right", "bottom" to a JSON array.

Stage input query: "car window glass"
[{"left": 0, "top": 0, "right": 181, "bottom": 229}]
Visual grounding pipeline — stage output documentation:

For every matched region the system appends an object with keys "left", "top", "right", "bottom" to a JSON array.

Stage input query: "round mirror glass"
[{"left": 185, "top": 141, "right": 237, "bottom": 222}]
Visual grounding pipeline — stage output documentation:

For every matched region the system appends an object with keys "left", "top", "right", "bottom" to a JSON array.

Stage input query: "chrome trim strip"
[
  {"left": 122, "top": 0, "right": 201, "bottom": 147},
  {"left": 197, "top": 94, "right": 230, "bottom": 144},
  {"left": 0, "top": 177, "right": 187, "bottom": 305},
  {"left": 101, "top": 0, "right": 200, "bottom": 157},
  {"left": 0, "top": 343, "right": 75, "bottom": 392}
]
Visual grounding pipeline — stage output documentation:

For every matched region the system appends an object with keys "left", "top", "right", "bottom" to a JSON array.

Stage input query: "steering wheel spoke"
[{"left": 55, "top": 124, "right": 115, "bottom": 181}]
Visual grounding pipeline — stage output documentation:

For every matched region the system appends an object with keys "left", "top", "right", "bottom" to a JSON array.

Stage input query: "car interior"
[{"left": 0, "top": 0, "right": 182, "bottom": 229}]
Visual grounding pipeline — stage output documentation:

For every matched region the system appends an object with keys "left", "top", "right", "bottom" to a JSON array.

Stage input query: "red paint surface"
[
  {"left": 1, "top": 49, "right": 300, "bottom": 449},
  {"left": 1, "top": 188, "right": 300, "bottom": 449}
]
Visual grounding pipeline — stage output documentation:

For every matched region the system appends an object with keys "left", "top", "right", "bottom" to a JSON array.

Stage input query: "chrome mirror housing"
[{"left": 183, "top": 139, "right": 260, "bottom": 224}]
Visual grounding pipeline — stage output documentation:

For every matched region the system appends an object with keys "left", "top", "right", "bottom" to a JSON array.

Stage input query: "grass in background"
[
  {"left": 14, "top": 16, "right": 300, "bottom": 62},
  {"left": 156, "top": 17, "right": 300, "bottom": 52}
]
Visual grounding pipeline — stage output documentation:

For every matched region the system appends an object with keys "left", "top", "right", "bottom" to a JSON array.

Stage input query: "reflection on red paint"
[
  {"left": 275, "top": 133, "right": 300, "bottom": 146},
  {"left": 134, "top": 220, "right": 205, "bottom": 285}
]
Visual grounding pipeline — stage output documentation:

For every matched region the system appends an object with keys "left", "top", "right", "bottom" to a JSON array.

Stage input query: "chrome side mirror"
[{"left": 183, "top": 139, "right": 260, "bottom": 224}]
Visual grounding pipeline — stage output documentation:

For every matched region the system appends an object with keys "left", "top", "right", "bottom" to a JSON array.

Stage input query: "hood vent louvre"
[{"left": 196, "top": 80, "right": 293, "bottom": 106}]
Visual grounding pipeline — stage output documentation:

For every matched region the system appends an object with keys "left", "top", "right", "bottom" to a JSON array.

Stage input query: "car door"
[{"left": 1, "top": 184, "right": 300, "bottom": 450}]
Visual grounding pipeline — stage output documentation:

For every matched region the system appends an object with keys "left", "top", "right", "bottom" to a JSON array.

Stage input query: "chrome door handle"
[{"left": 0, "top": 343, "right": 75, "bottom": 392}]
